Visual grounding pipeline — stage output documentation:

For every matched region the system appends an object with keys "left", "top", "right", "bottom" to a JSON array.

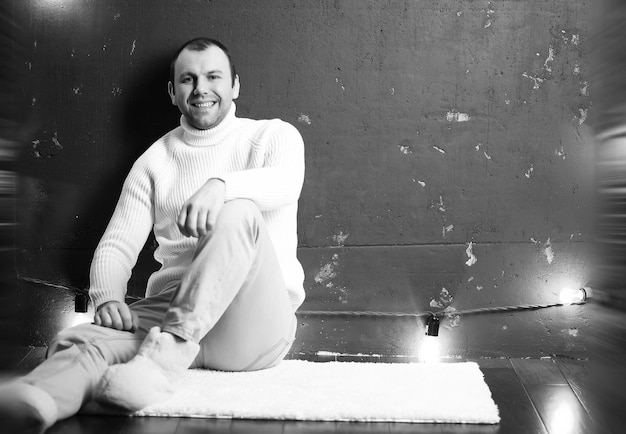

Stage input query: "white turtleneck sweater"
[{"left": 89, "top": 104, "right": 306, "bottom": 312}]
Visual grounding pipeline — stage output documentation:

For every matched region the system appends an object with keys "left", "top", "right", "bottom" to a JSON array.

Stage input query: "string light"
[
  {"left": 18, "top": 275, "right": 592, "bottom": 364},
  {"left": 558, "top": 287, "right": 588, "bottom": 305}
]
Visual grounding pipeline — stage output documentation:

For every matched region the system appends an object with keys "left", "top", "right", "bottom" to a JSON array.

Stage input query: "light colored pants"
[{"left": 20, "top": 199, "right": 297, "bottom": 420}]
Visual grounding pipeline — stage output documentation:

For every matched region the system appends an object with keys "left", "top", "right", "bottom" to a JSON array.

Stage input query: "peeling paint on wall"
[
  {"left": 314, "top": 253, "right": 340, "bottom": 288},
  {"left": 443, "top": 306, "right": 461, "bottom": 329},
  {"left": 522, "top": 72, "right": 544, "bottom": 90},
  {"left": 297, "top": 114, "right": 312, "bottom": 125},
  {"left": 335, "top": 77, "right": 345, "bottom": 92},
  {"left": 437, "top": 196, "right": 445, "bottom": 212},
  {"left": 465, "top": 242, "right": 477, "bottom": 266},
  {"left": 483, "top": 2, "right": 495, "bottom": 29},
  {"left": 524, "top": 165, "right": 534, "bottom": 179},
  {"left": 575, "top": 108, "right": 587, "bottom": 125},
  {"left": 543, "top": 45, "right": 555, "bottom": 73},
  {"left": 580, "top": 80, "right": 588, "bottom": 96},
  {"left": 555, "top": 146, "right": 566, "bottom": 159},
  {"left": 446, "top": 110, "right": 470, "bottom": 122},
  {"left": 331, "top": 230, "right": 349, "bottom": 247},
  {"left": 398, "top": 144, "right": 412, "bottom": 154},
  {"left": 544, "top": 238, "right": 554, "bottom": 264}
]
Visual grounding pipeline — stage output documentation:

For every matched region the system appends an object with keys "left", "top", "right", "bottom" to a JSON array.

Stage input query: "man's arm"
[
  {"left": 177, "top": 178, "right": 225, "bottom": 238},
  {"left": 177, "top": 122, "right": 304, "bottom": 238},
  {"left": 94, "top": 301, "right": 139, "bottom": 332},
  {"left": 89, "top": 161, "right": 154, "bottom": 314},
  {"left": 219, "top": 122, "right": 305, "bottom": 209}
]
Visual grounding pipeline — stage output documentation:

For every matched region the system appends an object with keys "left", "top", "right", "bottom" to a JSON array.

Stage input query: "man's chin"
[{"left": 187, "top": 116, "right": 217, "bottom": 130}]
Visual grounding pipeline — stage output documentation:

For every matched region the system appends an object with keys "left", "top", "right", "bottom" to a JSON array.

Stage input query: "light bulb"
[
  {"left": 559, "top": 287, "right": 586, "bottom": 305},
  {"left": 420, "top": 336, "right": 440, "bottom": 363}
]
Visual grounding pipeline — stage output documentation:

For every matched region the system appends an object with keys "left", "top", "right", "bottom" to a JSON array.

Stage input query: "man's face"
[{"left": 168, "top": 45, "right": 240, "bottom": 130}]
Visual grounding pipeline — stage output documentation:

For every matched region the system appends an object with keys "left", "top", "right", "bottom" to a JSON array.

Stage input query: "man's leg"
[
  {"left": 172, "top": 199, "right": 296, "bottom": 372},
  {"left": 97, "top": 199, "right": 296, "bottom": 409},
  {"left": 0, "top": 292, "right": 170, "bottom": 433}
]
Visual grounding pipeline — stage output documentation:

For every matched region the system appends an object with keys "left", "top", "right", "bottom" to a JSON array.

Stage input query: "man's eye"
[{"left": 181, "top": 77, "right": 192, "bottom": 83}]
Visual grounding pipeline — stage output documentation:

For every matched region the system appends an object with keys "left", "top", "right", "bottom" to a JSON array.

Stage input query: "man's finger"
[
  {"left": 196, "top": 210, "right": 209, "bottom": 237},
  {"left": 130, "top": 310, "right": 140, "bottom": 332},
  {"left": 186, "top": 210, "right": 198, "bottom": 238},
  {"left": 177, "top": 207, "right": 189, "bottom": 236},
  {"left": 99, "top": 311, "right": 112, "bottom": 328},
  {"left": 108, "top": 309, "right": 124, "bottom": 330},
  {"left": 118, "top": 304, "right": 134, "bottom": 331}
]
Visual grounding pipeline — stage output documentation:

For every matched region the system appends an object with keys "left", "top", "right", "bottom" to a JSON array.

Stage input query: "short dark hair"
[{"left": 169, "top": 37, "right": 237, "bottom": 86}]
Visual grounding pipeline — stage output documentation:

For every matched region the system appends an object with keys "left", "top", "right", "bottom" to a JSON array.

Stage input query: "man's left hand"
[{"left": 177, "top": 178, "right": 226, "bottom": 238}]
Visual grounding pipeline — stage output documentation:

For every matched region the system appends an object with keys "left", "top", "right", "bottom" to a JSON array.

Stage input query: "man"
[{"left": 0, "top": 37, "right": 305, "bottom": 433}]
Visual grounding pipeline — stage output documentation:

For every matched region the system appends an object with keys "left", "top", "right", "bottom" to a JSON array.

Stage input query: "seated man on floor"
[{"left": 0, "top": 36, "right": 305, "bottom": 433}]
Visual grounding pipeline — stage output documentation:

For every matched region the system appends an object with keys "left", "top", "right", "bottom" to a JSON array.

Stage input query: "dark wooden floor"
[{"left": 3, "top": 301, "right": 626, "bottom": 433}]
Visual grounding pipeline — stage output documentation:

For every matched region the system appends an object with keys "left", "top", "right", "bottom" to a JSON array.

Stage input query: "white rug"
[{"left": 124, "top": 361, "right": 500, "bottom": 424}]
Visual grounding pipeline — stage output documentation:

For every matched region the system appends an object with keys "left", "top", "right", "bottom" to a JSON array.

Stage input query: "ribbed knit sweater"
[{"left": 89, "top": 103, "right": 305, "bottom": 311}]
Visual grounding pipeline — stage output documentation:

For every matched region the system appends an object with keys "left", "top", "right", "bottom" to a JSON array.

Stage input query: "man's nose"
[{"left": 194, "top": 77, "right": 210, "bottom": 95}]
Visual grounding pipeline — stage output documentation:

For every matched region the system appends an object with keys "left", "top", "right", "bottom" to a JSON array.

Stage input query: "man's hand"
[
  {"left": 94, "top": 301, "right": 138, "bottom": 332},
  {"left": 177, "top": 178, "right": 226, "bottom": 238}
]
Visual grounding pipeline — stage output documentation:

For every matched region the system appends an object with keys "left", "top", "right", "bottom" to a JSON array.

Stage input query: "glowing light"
[
  {"left": 559, "top": 287, "right": 586, "bottom": 305},
  {"left": 549, "top": 401, "right": 577, "bottom": 434},
  {"left": 420, "top": 336, "right": 440, "bottom": 363},
  {"left": 68, "top": 312, "right": 93, "bottom": 328}
]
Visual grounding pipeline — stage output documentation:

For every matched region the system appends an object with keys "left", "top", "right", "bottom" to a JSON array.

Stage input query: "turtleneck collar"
[{"left": 180, "top": 102, "right": 237, "bottom": 146}]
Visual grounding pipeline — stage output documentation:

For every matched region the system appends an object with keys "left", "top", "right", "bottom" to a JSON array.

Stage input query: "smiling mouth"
[{"left": 192, "top": 101, "right": 216, "bottom": 108}]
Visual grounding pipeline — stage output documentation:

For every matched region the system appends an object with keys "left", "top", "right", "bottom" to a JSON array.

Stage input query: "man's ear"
[
  {"left": 232, "top": 75, "right": 240, "bottom": 100},
  {"left": 167, "top": 81, "right": 176, "bottom": 105}
]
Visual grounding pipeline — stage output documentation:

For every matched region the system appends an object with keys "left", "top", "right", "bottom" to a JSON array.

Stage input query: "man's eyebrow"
[{"left": 177, "top": 69, "right": 224, "bottom": 79}]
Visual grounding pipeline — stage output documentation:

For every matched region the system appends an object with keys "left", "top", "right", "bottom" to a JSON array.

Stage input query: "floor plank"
[
  {"left": 477, "top": 359, "right": 547, "bottom": 434},
  {"left": 554, "top": 358, "right": 591, "bottom": 416},
  {"left": 282, "top": 420, "right": 338, "bottom": 433},
  {"left": 388, "top": 422, "right": 498, "bottom": 433},
  {"left": 46, "top": 414, "right": 129, "bottom": 434},
  {"left": 229, "top": 419, "right": 288, "bottom": 433},
  {"left": 119, "top": 416, "right": 181, "bottom": 434},
  {"left": 173, "top": 417, "right": 232, "bottom": 434},
  {"left": 511, "top": 358, "right": 594, "bottom": 434}
]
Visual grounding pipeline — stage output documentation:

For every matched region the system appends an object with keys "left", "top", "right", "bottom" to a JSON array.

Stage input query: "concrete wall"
[{"left": 14, "top": 0, "right": 593, "bottom": 358}]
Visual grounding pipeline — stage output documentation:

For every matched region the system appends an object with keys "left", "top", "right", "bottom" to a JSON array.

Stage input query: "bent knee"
[
  {"left": 48, "top": 323, "right": 101, "bottom": 357},
  {"left": 48, "top": 323, "right": 140, "bottom": 364},
  {"left": 214, "top": 199, "right": 262, "bottom": 231}
]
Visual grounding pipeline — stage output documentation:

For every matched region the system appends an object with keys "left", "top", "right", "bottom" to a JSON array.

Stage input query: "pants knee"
[
  {"left": 48, "top": 323, "right": 100, "bottom": 358},
  {"left": 47, "top": 323, "right": 141, "bottom": 365},
  {"left": 214, "top": 199, "right": 262, "bottom": 234}
]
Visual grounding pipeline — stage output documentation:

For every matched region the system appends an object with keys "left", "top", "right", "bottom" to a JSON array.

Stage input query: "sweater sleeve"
[
  {"left": 89, "top": 162, "right": 154, "bottom": 308},
  {"left": 219, "top": 121, "right": 305, "bottom": 210}
]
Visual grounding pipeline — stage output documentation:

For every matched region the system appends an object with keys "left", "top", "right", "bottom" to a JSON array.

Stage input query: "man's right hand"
[{"left": 94, "top": 301, "right": 138, "bottom": 332}]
